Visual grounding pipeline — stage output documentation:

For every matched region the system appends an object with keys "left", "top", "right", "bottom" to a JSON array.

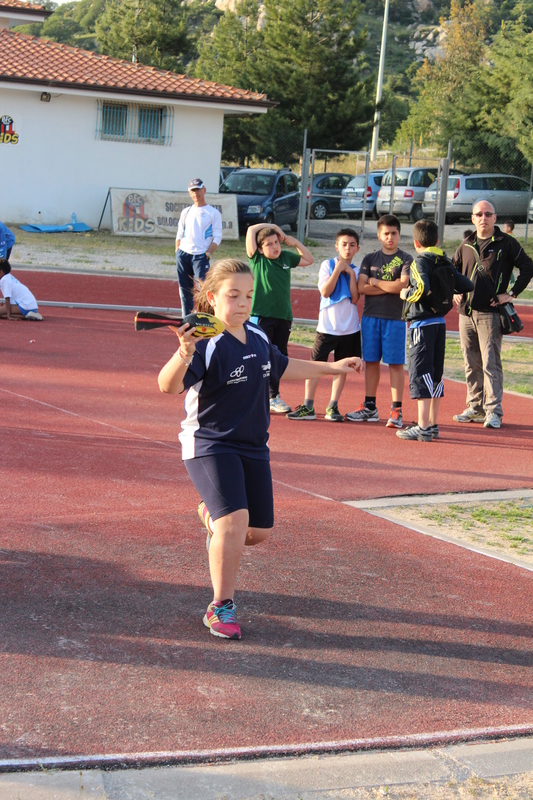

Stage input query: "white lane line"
[
  {"left": 1, "top": 724, "right": 532, "bottom": 771},
  {"left": 0, "top": 387, "right": 180, "bottom": 451},
  {"left": 272, "top": 479, "right": 334, "bottom": 502}
]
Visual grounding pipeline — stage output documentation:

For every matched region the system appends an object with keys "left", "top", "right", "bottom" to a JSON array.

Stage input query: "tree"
[
  {"left": 95, "top": 0, "right": 207, "bottom": 71},
  {"left": 194, "top": 0, "right": 374, "bottom": 164}
]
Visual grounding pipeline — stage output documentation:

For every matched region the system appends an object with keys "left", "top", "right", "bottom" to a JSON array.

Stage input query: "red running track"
[
  {"left": 14, "top": 268, "right": 533, "bottom": 337},
  {"left": 0, "top": 297, "right": 532, "bottom": 766}
]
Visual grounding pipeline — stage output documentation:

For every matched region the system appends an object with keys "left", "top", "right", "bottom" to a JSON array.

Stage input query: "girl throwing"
[{"left": 158, "top": 258, "right": 362, "bottom": 640}]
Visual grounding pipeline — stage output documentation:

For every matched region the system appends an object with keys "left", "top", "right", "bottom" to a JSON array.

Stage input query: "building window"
[{"left": 96, "top": 101, "right": 173, "bottom": 146}]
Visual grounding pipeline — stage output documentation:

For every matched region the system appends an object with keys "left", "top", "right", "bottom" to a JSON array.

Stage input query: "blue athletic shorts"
[
  {"left": 184, "top": 453, "right": 274, "bottom": 528},
  {"left": 361, "top": 316, "right": 406, "bottom": 365},
  {"left": 13, "top": 303, "right": 38, "bottom": 316}
]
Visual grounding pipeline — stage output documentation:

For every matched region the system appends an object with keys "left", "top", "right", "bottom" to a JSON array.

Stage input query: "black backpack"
[{"left": 426, "top": 258, "right": 456, "bottom": 316}]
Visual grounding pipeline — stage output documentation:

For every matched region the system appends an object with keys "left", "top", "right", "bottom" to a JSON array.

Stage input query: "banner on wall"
[{"left": 107, "top": 188, "right": 239, "bottom": 239}]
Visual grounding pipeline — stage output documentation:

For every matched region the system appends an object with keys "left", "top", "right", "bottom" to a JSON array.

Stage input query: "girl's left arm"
[{"left": 283, "top": 357, "right": 362, "bottom": 382}]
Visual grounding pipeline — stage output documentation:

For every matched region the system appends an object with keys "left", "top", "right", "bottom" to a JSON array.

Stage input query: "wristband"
[{"left": 178, "top": 348, "right": 194, "bottom": 366}]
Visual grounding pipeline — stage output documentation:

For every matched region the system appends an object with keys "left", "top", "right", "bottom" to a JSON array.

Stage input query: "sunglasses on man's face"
[{"left": 473, "top": 212, "right": 494, "bottom": 218}]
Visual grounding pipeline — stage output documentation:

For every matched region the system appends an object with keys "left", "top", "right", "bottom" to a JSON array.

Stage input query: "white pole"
[{"left": 370, "top": 0, "right": 390, "bottom": 162}]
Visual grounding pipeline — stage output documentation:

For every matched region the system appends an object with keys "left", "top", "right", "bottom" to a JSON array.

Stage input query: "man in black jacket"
[{"left": 452, "top": 200, "right": 533, "bottom": 429}]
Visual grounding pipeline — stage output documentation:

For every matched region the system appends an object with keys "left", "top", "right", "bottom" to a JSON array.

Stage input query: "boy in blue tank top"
[{"left": 287, "top": 228, "right": 361, "bottom": 422}]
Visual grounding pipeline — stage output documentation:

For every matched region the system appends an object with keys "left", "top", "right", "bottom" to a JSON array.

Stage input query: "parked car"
[
  {"left": 422, "top": 175, "right": 466, "bottom": 220},
  {"left": 376, "top": 166, "right": 440, "bottom": 221},
  {"left": 219, "top": 168, "right": 300, "bottom": 231},
  {"left": 340, "top": 171, "right": 385, "bottom": 219},
  {"left": 308, "top": 172, "right": 353, "bottom": 219},
  {"left": 219, "top": 165, "right": 240, "bottom": 188},
  {"left": 438, "top": 174, "right": 532, "bottom": 222}
]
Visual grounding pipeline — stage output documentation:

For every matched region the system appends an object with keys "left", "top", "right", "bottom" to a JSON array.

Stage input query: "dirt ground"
[{"left": 376, "top": 499, "right": 533, "bottom": 568}]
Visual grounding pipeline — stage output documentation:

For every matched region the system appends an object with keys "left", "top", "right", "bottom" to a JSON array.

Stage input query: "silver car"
[
  {"left": 422, "top": 175, "right": 466, "bottom": 220},
  {"left": 442, "top": 174, "right": 531, "bottom": 222},
  {"left": 340, "top": 171, "right": 385, "bottom": 219},
  {"left": 376, "top": 166, "right": 439, "bottom": 221}
]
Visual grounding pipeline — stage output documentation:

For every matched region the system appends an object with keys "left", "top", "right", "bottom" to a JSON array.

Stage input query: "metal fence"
[{"left": 294, "top": 137, "right": 533, "bottom": 247}]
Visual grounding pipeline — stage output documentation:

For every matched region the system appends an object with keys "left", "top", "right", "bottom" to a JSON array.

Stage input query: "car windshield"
[
  {"left": 382, "top": 170, "right": 409, "bottom": 187},
  {"left": 347, "top": 176, "right": 366, "bottom": 189},
  {"left": 220, "top": 173, "right": 275, "bottom": 195}
]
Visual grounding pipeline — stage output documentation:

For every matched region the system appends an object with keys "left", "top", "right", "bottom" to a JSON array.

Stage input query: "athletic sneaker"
[
  {"left": 203, "top": 600, "right": 241, "bottom": 640},
  {"left": 198, "top": 501, "right": 213, "bottom": 552},
  {"left": 345, "top": 403, "right": 379, "bottom": 422},
  {"left": 396, "top": 424, "right": 432, "bottom": 442},
  {"left": 427, "top": 424, "right": 439, "bottom": 439},
  {"left": 453, "top": 408, "right": 485, "bottom": 423},
  {"left": 270, "top": 395, "right": 292, "bottom": 414},
  {"left": 386, "top": 407, "right": 403, "bottom": 429},
  {"left": 24, "top": 311, "right": 43, "bottom": 321},
  {"left": 286, "top": 404, "right": 316, "bottom": 420},
  {"left": 484, "top": 412, "right": 502, "bottom": 429},
  {"left": 325, "top": 403, "right": 344, "bottom": 422}
]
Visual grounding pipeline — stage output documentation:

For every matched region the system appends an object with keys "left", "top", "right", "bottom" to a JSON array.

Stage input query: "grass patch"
[
  {"left": 443, "top": 338, "right": 533, "bottom": 396},
  {"left": 290, "top": 328, "right": 533, "bottom": 396}
]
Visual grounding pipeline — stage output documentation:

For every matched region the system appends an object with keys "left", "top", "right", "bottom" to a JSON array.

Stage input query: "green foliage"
[
  {"left": 95, "top": 0, "right": 195, "bottom": 70},
  {"left": 195, "top": 0, "right": 374, "bottom": 163}
]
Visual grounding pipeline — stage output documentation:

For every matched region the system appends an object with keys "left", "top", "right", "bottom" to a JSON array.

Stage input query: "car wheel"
[
  {"left": 411, "top": 204, "right": 424, "bottom": 222},
  {"left": 265, "top": 213, "right": 275, "bottom": 224},
  {"left": 290, "top": 219, "right": 298, "bottom": 231},
  {"left": 312, "top": 202, "right": 328, "bottom": 220},
  {"left": 372, "top": 205, "right": 379, "bottom": 220}
]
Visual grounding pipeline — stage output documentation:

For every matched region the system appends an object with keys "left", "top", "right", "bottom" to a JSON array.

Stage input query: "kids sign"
[
  {"left": 0, "top": 115, "right": 19, "bottom": 145},
  {"left": 109, "top": 188, "right": 238, "bottom": 239}
]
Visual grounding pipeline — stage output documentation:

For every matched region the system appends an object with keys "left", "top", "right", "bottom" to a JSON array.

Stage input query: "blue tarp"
[
  {"left": 20, "top": 223, "right": 92, "bottom": 233},
  {"left": 20, "top": 214, "right": 92, "bottom": 233}
]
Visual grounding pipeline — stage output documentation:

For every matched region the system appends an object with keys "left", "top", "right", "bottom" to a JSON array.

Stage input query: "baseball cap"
[{"left": 188, "top": 178, "right": 205, "bottom": 190}]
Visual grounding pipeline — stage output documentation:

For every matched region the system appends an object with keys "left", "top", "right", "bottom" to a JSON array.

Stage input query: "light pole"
[{"left": 370, "top": 0, "right": 390, "bottom": 162}]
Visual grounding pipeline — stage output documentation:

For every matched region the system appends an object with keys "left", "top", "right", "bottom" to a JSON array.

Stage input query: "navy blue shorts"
[
  {"left": 408, "top": 323, "right": 446, "bottom": 399},
  {"left": 184, "top": 453, "right": 274, "bottom": 528}
]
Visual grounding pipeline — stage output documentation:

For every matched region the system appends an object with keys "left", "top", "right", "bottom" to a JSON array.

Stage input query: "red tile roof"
[
  {"left": 0, "top": 0, "right": 51, "bottom": 16},
  {"left": 0, "top": 30, "right": 273, "bottom": 108}
]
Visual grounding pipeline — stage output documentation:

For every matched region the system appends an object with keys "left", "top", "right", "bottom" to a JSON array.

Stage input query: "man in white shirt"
[{"left": 175, "top": 178, "right": 223, "bottom": 315}]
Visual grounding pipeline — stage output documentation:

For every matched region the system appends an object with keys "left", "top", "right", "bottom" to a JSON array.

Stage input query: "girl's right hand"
[{"left": 169, "top": 322, "right": 197, "bottom": 357}]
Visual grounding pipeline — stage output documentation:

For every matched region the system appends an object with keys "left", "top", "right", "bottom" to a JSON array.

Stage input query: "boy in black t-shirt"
[{"left": 345, "top": 215, "right": 412, "bottom": 428}]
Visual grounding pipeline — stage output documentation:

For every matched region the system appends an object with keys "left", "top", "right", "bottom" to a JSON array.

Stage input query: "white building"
[{"left": 0, "top": 0, "right": 272, "bottom": 227}]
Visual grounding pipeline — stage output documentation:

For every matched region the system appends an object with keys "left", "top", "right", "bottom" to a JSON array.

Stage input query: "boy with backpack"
[
  {"left": 287, "top": 228, "right": 360, "bottom": 421},
  {"left": 397, "top": 220, "right": 473, "bottom": 441}
]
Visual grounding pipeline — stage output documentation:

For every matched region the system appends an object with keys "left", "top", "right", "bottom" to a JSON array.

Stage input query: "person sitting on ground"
[
  {"left": 0, "top": 220, "right": 15, "bottom": 261},
  {"left": 397, "top": 220, "right": 473, "bottom": 442},
  {"left": 287, "top": 228, "right": 361, "bottom": 422},
  {"left": 246, "top": 222, "right": 314, "bottom": 414},
  {"left": 345, "top": 214, "right": 412, "bottom": 428},
  {"left": 0, "top": 259, "right": 43, "bottom": 321}
]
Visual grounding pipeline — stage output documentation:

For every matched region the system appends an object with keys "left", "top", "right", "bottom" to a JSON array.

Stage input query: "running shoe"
[
  {"left": 203, "top": 600, "right": 241, "bottom": 640},
  {"left": 453, "top": 408, "right": 485, "bottom": 423},
  {"left": 345, "top": 403, "right": 379, "bottom": 422},
  {"left": 286, "top": 404, "right": 316, "bottom": 420},
  {"left": 325, "top": 403, "right": 344, "bottom": 422},
  {"left": 427, "top": 424, "right": 439, "bottom": 439},
  {"left": 270, "top": 395, "right": 292, "bottom": 414},
  {"left": 396, "top": 424, "right": 432, "bottom": 442},
  {"left": 386, "top": 407, "right": 403, "bottom": 429},
  {"left": 198, "top": 501, "right": 213, "bottom": 552},
  {"left": 484, "top": 412, "right": 502, "bottom": 429},
  {"left": 24, "top": 311, "right": 43, "bottom": 321}
]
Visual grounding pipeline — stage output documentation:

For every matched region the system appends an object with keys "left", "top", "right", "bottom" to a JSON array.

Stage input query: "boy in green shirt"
[{"left": 246, "top": 223, "right": 314, "bottom": 413}]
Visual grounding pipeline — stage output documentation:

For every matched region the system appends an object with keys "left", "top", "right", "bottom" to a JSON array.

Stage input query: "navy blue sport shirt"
[{"left": 180, "top": 322, "right": 289, "bottom": 460}]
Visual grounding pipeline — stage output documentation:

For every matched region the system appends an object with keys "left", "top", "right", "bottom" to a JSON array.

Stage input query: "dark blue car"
[{"left": 219, "top": 168, "right": 300, "bottom": 232}]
